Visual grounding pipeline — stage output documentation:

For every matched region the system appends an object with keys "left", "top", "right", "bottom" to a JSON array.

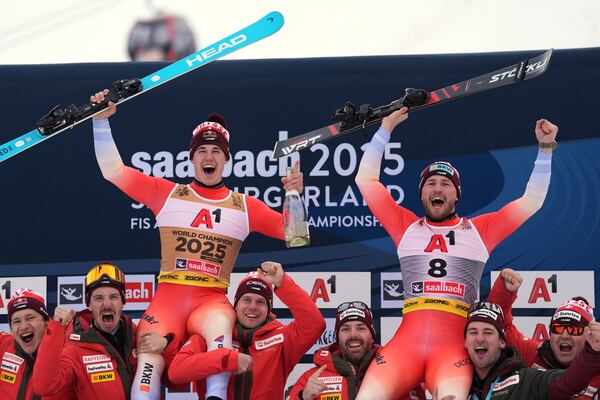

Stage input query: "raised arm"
[
  {"left": 355, "top": 107, "right": 418, "bottom": 246},
  {"left": 472, "top": 119, "right": 558, "bottom": 253},
  {"left": 91, "top": 90, "right": 175, "bottom": 215}
]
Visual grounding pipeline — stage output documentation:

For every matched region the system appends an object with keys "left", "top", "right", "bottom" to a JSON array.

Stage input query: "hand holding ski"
[{"left": 272, "top": 49, "right": 553, "bottom": 159}]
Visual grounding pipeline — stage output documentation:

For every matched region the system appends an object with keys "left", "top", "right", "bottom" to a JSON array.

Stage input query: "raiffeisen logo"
[{"left": 185, "top": 35, "right": 247, "bottom": 67}]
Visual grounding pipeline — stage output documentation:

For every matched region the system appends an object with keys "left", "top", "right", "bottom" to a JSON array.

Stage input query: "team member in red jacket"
[
  {"left": 33, "top": 263, "right": 179, "bottom": 400},
  {"left": 289, "top": 301, "right": 425, "bottom": 400},
  {"left": 168, "top": 261, "right": 326, "bottom": 399},
  {"left": 487, "top": 268, "right": 599, "bottom": 399},
  {"left": 0, "top": 288, "right": 74, "bottom": 400}
]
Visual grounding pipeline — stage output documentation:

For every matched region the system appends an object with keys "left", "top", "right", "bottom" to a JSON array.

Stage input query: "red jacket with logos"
[
  {"left": 168, "top": 273, "right": 326, "bottom": 400},
  {"left": 0, "top": 331, "right": 74, "bottom": 400},
  {"left": 32, "top": 310, "right": 179, "bottom": 400},
  {"left": 288, "top": 343, "right": 426, "bottom": 400},
  {"left": 487, "top": 275, "right": 600, "bottom": 399}
]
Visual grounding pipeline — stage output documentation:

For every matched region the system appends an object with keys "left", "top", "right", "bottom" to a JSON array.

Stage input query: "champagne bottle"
[{"left": 283, "top": 167, "right": 310, "bottom": 248}]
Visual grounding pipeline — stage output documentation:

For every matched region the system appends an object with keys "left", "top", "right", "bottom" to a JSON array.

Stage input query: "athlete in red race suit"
[
  {"left": 354, "top": 106, "right": 558, "bottom": 399},
  {"left": 90, "top": 91, "right": 304, "bottom": 400}
]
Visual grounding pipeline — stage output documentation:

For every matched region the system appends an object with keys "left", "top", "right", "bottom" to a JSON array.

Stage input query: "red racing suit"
[
  {"left": 488, "top": 274, "right": 600, "bottom": 399},
  {"left": 355, "top": 127, "right": 553, "bottom": 399},
  {"left": 168, "top": 273, "right": 326, "bottom": 399},
  {"left": 288, "top": 343, "right": 426, "bottom": 400},
  {"left": 32, "top": 310, "right": 178, "bottom": 399},
  {"left": 0, "top": 331, "right": 73, "bottom": 400}
]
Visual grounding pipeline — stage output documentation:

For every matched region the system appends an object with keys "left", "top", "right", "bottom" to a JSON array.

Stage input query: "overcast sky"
[{"left": 0, "top": 0, "right": 599, "bottom": 64}]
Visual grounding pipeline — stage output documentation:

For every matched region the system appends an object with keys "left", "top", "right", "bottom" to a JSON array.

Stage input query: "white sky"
[{"left": 0, "top": 0, "right": 599, "bottom": 64}]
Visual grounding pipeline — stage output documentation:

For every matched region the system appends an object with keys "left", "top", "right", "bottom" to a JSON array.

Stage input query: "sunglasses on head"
[
  {"left": 337, "top": 301, "right": 369, "bottom": 313},
  {"left": 550, "top": 324, "right": 585, "bottom": 336}
]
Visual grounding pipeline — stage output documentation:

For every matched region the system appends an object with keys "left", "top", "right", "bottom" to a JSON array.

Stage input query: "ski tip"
[{"left": 264, "top": 11, "right": 284, "bottom": 28}]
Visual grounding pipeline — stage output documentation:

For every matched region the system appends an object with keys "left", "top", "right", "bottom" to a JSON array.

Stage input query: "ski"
[
  {"left": 272, "top": 49, "right": 553, "bottom": 159},
  {"left": 0, "top": 11, "right": 284, "bottom": 163}
]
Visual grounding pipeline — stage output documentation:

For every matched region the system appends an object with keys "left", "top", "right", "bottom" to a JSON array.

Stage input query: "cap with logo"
[
  {"left": 85, "top": 262, "right": 127, "bottom": 306},
  {"left": 234, "top": 272, "right": 274, "bottom": 311},
  {"left": 465, "top": 301, "right": 505, "bottom": 339},
  {"left": 335, "top": 301, "right": 376, "bottom": 342},
  {"left": 7, "top": 288, "right": 49, "bottom": 325},
  {"left": 419, "top": 161, "right": 462, "bottom": 200},
  {"left": 189, "top": 113, "right": 230, "bottom": 161}
]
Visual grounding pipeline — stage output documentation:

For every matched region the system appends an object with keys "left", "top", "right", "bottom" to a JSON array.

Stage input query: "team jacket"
[
  {"left": 468, "top": 345, "right": 600, "bottom": 400},
  {"left": 33, "top": 310, "right": 178, "bottom": 400},
  {"left": 488, "top": 275, "right": 600, "bottom": 399},
  {"left": 0, "top": 332, "right": 73, "bottom": 400},
  {"left": 288, "top": 343, "right": 425, "bottom": 400},
  {"left": 168, "top": 274, "right": 326, "bottom": 399}
]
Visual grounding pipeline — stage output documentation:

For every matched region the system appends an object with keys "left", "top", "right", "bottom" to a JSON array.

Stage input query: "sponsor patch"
[
  {"left": 429, "top": 163, "right": 455, "bottom": 176},
  {"left": 91, "top": 371, "right": 115, "bottom": 383},
  {"left": 319, "top": 350, "right": 330, "bottom": 357},
  {"left": 2, "top": 352, "right": 24, "bottom": 365},
  {"left": 69, "top": 333, "right": 81, "bottom": 341},
  {"left": 0, "top": 371, "right": 16, "bottom": 384},
  {"left": 255, "top": 333, "right": 284, "bottom": 350},
  {"left": 319, "top": 394, "right": 342, "bottom": 400},
  {"left": 175, "top": 258, "right": 221, "bottom": 276},
  {"left": 320, "top": 383, "right": 342, "bottom": 394},
  {"left": 492, "top": 374, "right": 519, "bottom": 391},
  {"left": 339, "top": 309, "right": 365, "bottom": 319},
  {"left": 320, "top": 376, "right": 343, "bottom": 384},
  {"left": 86, "top": 362, "right": 114, "bottom": 373},
  {"left": 470, "top": 309, "right": 498, "bottom": 320},
  {"left": 83, "top": 354, "right": 111, "bottom": 364},
  {"left": 411, "top": 280, "right": 465, "bottom": 297},
  {"left": 1, "top": 360, "right": 19, "bottom": 373},
  {"left": 552, "top": 310, "right": 581, "bottom": 321}
]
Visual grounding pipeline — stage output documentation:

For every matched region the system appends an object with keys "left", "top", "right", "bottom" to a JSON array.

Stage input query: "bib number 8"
[{"left": 428, "top": 258, "right": 448, "bottom": 278}]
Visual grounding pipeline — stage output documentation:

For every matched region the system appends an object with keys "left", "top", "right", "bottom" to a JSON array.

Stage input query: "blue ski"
[{"left": 0, "top": 11, "right": 284, "bottom": 163}]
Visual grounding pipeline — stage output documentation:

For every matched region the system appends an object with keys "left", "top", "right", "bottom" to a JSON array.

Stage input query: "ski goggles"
[
  {"left": 468, "top": 301, "right": 504, "bottom": 318},
  {"left": 85, "top": 263, "right": 125, "bottom": 288},
  {"left": 550, "top": 323, "right": 586, "bottom": 336},
  {"left": 337, "top": 301, "right": 369, "bottom": 313}
]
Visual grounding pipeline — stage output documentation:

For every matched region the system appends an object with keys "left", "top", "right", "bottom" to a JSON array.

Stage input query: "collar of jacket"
[
  {"left": 537, "top": 340, "right": 567, "bottom": 369},
  {"left": 472, "top": 346, "right": 526, "bottom": 395}
]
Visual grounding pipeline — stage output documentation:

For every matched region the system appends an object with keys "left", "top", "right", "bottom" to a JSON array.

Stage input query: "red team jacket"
[
  {"left": 289, "top": 343, "right": 426, "bottom": 400},
  {"left": 488, "top": 275, "right": 600, "bottom": 399},
  {"left": 0, "top": 331, "right": 73, "bottom": 400},
  {"left": 168, "top": 274, "right": 326, "bottom": 400},
  {"left": 33, "top": 310, "right": 178, "bottom": 400}
]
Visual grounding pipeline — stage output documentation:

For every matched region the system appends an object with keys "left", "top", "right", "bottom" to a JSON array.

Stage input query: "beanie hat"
[
  {"left": 335, "top": 301, "right": 376, "bottom": 342},
  {"left": 551, "top": 298, "right": 594, "bottom": 327},
  {"left": 465, "top": 302, "right": 505, "bottom": 339},
  {"left": 7, "top": 288, "right": 49, "bottom": 325},
  {"left": 419, "top": 161, "right": 461, "bottom": 200},
  {"left": 234, "top": 273, "right": 273, "bottom": 311},
  {"left": 189, "top": 113, "right": 230, "bottom": 161}
]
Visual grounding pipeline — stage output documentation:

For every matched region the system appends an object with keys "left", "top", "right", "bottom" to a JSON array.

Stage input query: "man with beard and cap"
[
  {"left": 448, "top": 301, "right": 600, "bottom": 400},
  {"left": 33, "top": 262, "right": 179, "bottom": 399},
  {"left": 288, "top": 301, "right": 425, "bottom": 400},
  {"left": 354, "top": 106, "right": 558, "bottom": 400},
  {"left": 90, "top": 88, "right": 304, "bottom": 400},
  {"left": 487, "top": 267, "right": 599, "bottom": 398},
  {"left": 0, "top": 288, "right": 75, "bottom": 400},
  {"left": 168, "top": 261, "right": 325, "bottom": 400}
]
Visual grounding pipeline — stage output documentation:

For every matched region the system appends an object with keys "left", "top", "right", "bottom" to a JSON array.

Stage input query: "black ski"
[{"left": 272, "top": 49, "right": 553, "bottom": 159}]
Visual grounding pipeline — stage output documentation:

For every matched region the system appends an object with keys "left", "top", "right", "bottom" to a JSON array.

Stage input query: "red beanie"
[
  {"left": 419, "top": 161, "right": 461, "bottom": 200},
  {"left": 234, "top": 273, "right": 273, "bottom": 311},
  {"left": 551, "top": 298, "right": 594, "bottom": 326},
  {"left": 335, "top": 301, "right": 376, "bottom": 342},
  {"left": 189, "top": 113, "right": 230, "bottom": 161},
  {"left": 465, "top": 302, "right": 505, "bottom": 339},
  {"left": 7, "top": 288, "right": 49, "bottom": 325}
]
